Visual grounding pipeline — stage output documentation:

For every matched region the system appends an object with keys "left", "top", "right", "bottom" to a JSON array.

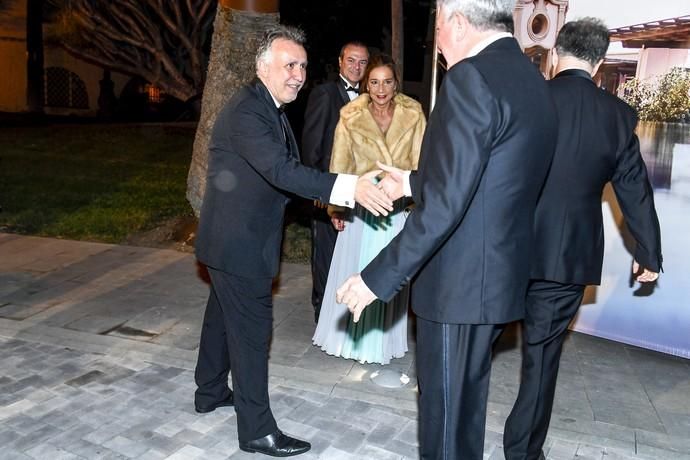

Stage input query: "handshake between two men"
[{"left": 339, "top": 161, "right": 407, "bottom": 321}]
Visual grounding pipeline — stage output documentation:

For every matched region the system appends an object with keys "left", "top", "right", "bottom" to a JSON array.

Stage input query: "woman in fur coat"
[{"left": 312, "top": 54, "right": 426, "bottom": 364}]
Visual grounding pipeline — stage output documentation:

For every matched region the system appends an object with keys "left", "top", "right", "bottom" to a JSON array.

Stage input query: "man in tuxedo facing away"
[
  {"left": 502, "top": 18, "right": 663, "bottom": 460},
  {"left": 336, "top": 0, "right": 558, "bottom": 458},
  {"left": 192, "top": 25, "right": 393, "bottom": 458},
  {"left": 302, "top": 41, "right": 369, "bottom": 322}
]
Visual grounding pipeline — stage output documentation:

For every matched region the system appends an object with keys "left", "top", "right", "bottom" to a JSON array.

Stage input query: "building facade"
[{"left": 0, "top": 0, "right": 129, "bottom": 116}]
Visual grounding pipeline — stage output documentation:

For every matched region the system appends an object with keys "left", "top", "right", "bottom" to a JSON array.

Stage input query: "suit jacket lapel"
[
  {"left": 336, "top": 77, "right": 350, "bottom": 105},
  {"left": 254, "top": 79, "right": 300, "bottom": 160},
  {"left": 283, "top": 113, "right": 300, "bottom": 161}
]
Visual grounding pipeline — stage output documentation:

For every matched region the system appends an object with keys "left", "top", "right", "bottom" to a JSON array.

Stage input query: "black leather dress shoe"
[
  {"left": 194, "top": 391, "right": 234, "bottom": 413},
  {"left": 239, "top": 429, "right": 311, "bottom": 457}
]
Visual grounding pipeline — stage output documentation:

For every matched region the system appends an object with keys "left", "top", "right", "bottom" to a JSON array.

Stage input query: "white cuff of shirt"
[
  {"left": 403, "top": 171, "right": 412, "bottom": 197},
  {"left": 329, "top": 174, "right": 357, "bottom": 208}
]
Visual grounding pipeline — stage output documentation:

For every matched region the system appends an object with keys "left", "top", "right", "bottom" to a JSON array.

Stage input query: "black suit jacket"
[
  {"left": 196, "top": 79, "right": 337, "bottom": 278},
  {"left": 362, "top": 38, "right": 558, "bottom": 324},
  {"left": 531, "top": 69, "right": 662, "bottom": 284},
  {"left": 301, "top": 79, "right": 350, "bottom": 172}
]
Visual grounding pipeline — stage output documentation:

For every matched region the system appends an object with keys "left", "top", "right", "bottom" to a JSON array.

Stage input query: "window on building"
[
  {"left": 143, "top": 84, "right": 162, "bottom": 103},
  {"left": 44, "top": 67, "right": 89, "bottom": 109}
]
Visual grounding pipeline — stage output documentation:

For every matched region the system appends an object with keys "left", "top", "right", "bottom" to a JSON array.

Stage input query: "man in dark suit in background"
[
  {"left": 193, "top": 26, "right": 392, "bottom": 458},
  {"left": 302, "top": 41, "right": 369, "bottom": 322},
  {"left": 337, "top": 1, "right": 558, "bottom": 458},
  {"left": 502, "top": 18, "right": 663, "bottom": 460}
]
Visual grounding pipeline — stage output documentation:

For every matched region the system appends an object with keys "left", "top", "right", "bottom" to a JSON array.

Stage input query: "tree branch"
[
  {"left": 143, "top": 0, "right": 203, "bottom": 86},
  {"left": 51, "top": 0, "right": 214, "bottom": 102}
]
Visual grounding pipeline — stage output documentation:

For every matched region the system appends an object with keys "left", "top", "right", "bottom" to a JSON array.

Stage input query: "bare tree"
[
  {"left": 47, "top": 0, "right": 215, "bottom": 102},
  {"left": 186, "top": 0, "right": 279, "bottom": 215}
]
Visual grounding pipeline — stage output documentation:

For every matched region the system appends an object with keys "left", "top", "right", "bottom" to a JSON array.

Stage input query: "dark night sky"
[
  {"left": 279, "top": 0, "right": 434, "bottom": 134},
  {"left": 280, "top": 0, "right": 433, "bottom": 84}
]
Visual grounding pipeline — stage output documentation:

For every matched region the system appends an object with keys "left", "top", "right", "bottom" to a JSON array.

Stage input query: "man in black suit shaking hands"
[
  {"left": 502, "top": 18, "right": 663, "bottom": 460},
  {"left": 302, "top": 41, "right": 369, "bottom": 322},
  {"left": 193, "top": 26, "right": 392, "bottom": 458},
  {"left": 337, "top": 1, "right": 558, "bottom": 457}
]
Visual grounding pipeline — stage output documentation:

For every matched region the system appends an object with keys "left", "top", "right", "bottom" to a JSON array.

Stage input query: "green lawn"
[
  {"left": 0, "top": 124, "right": 311, "bottom": 262},
  {"left": 0, "top": 124, "right": 195, "bottom": 243}
]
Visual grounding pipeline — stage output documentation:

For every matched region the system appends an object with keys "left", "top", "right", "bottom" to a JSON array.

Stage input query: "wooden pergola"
[
  {"left": 609, "top": 15, "right": 690, "bottom": 49},
  {"left": 597, "top": 15, "right": 690, "bottom": 96}
]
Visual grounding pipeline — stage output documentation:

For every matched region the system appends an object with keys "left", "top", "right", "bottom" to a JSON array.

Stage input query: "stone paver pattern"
[{"left": 1, "top": 234, "right": 689, "bottom": 459}]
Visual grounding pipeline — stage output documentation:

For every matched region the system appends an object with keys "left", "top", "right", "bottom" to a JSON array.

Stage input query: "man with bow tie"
[
  {"left": 193, "top": 27, "right": 390, "bottom": 457},
  {"left": 302, "top": 41, "right": 369, "bottom": 323}
]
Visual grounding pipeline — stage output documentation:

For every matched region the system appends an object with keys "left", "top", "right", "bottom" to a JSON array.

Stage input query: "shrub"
[{"left": 622, "top": 67, "right": 690, "bottom": 123}]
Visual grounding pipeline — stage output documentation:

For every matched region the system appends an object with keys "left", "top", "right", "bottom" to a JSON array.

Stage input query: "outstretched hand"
[
  {"left": 355, "top": 170, "right": 393, "bottom": 216},
  {"left": 632, "top": 260, "right": 659, "bottom": 283},
  {"left": 331, "top": 213, "right": 346, "bottom": 231},
  {"left": 376, "top": 161, "right": 406, "bottom": 201},
  {"left": 336, "top": 274, "right": 378, "bottom": 322}
]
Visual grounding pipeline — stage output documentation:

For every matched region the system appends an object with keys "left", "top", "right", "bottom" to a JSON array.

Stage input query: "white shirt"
[
  {"left": 340, "top": 75, "right": 360, "bottom": 101},
  {"left": 466, "top": 32, "right": 513, "bottom": 58}
]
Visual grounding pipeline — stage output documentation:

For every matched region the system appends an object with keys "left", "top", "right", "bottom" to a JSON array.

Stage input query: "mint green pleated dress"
[{"left": 312, "top": 202, "right": 409, "bottom": 364}]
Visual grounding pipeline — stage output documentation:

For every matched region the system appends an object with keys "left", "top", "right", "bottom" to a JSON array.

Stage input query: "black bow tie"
[
  {"left": 344, "top": 86, "right": 359, "bottom": 94},
  {"left": 277, "top": 104, "right": 286, "bottom": 113}
]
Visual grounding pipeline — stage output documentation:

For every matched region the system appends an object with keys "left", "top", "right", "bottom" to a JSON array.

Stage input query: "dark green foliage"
[
  {"left": 0, "top": 125, "right": 195, "bottom": 242},
  {"left": 283, "top": 222, "right": 311, "bottom": 264},
  {"left": 0, "top": 124, "right": 312, "bottom": 263}
]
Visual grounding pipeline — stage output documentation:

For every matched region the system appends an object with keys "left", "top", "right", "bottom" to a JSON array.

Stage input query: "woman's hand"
[{"left": 331, "top": 213, "right": 346, "bottom": 231}]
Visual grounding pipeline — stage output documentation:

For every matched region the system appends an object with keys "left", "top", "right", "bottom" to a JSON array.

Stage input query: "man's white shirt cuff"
[
  {"left": 330, "top": 174, "right": 357, "bottom": 208},
  {"left": 403, "top": 171, "right": 412, "bottom": 197}
]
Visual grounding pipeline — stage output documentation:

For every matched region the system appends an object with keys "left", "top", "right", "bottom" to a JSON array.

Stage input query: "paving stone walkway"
[{"left": 1, "top": 234, "right": 689, "bottom": 459}]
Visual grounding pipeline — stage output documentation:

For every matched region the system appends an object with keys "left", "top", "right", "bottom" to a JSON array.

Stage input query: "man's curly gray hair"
[
  {"left": 255, "top": 25, "right": 306, "bottom": 69},
  {"left": 437, "top": 0, "right": 515, "bottom": 33}
]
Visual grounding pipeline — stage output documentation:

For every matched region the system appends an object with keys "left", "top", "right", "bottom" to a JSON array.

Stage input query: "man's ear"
[
  {"left": 550, "top": 49, "right": 559, "bottom": 73},
  {"left": 591, "top": 59, "right": 604, "bottom": 77},
  {"left": 453, "top": 12, "right": 468, "bottom": 42},
  {"left": 257, "top": 59, "right": 268, "bottom": 78}
]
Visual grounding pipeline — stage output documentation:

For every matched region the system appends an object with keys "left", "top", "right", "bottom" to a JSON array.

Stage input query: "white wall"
[{"left": 637, "top": 48, "right": 690, "bottom": 80}]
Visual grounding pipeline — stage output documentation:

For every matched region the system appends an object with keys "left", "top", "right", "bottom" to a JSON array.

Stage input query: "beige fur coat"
[{"left": 329, "top": 93, "right": 426, "bottom": 175}]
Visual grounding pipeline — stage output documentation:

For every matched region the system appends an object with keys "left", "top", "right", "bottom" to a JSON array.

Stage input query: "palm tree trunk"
[
  {"left": 187, "top": 0, "right": 279, "bottom": 215},
  {"left": 391, "top": 0, "right": 404, "bottom": 89}
]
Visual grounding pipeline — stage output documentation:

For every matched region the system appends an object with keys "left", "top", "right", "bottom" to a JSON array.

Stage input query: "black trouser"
[
  {"left": 310, "top": 207, "right": 337, "bottom": 321},
  {"left": 503, "top": 280, "right": 585, "bottom": 460},
  {"left": 417, "top": 318, "right": 505, "bottom": 460},
  {"left": 194, "top": 267, "right": 277, "bottom": 442}
]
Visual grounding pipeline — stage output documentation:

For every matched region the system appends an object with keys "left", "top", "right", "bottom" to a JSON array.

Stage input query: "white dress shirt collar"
[
  {"left": 339, "top": 75, "right": 359, "bottom": 90},
  {"left": 268, "top": 91, "right": 282, "bottom": 109},
  {"left": 466, "top": 32, "right": 513, "bottom": 58}
]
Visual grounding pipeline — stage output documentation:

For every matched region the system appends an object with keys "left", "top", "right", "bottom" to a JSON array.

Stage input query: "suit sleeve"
[
  {"left": 361, "top": 64, "right": 495, "bottom": 301},
  {"left": 302, "top": 86, "right": 331, "bottom": 170},
  {"left": 610, "top": 118, "right": 663, "bottom": 272},
  {"left": 225, "top": 100, "right": 337, "bottom": 202}
]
